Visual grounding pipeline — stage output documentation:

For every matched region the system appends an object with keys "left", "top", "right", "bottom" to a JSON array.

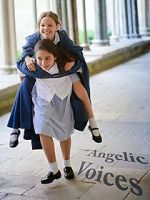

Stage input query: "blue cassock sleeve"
[
  {"left": 17, "top": 56, "right": 84, "bottom": 79},
  {"left": 17, "top": 59, "right": 53, "bottom": 79},
  {"left": 21, "top": 32, "right": 41, "bottom": 60}
]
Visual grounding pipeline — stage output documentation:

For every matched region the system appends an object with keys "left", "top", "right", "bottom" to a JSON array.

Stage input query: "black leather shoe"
[
  {"left": 64, "top": 167, "right": 74, "bottom": 179},
  {"left": 41, "top": 170, "right": 61, "bottom": 184},
  {"left": 88, "top": 126, "right": 102, "bottom": 143},
  {"left": 9, "top": 130, "right": 21, "bottom": 148}
]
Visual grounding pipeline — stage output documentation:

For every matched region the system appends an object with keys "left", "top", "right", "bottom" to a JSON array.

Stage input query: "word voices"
[{"left": 78, "top": 161, "right": 143, "bottom": 196}]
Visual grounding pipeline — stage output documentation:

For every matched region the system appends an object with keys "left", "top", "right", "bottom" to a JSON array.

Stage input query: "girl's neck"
[{"left": 40, "top": 33, "right": 56, "bottom": 42}]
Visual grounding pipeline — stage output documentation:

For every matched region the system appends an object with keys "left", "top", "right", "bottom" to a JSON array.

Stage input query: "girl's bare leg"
[
  {"left": 72, "top": 81, "right": 94, "bottom": 119},
  {"left": 39, "top": 134, "right": 56, "bottom": 163},
  {"left": 72, "top": 81, "right": 102, "bottom": 143},
  {"left": 60, "top": 137, "right": 71, "bottom": 161}
]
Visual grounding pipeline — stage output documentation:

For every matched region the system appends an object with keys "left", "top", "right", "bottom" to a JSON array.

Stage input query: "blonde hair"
[{"left": 37, "top": 11, "right": 61, "bottom": 30}]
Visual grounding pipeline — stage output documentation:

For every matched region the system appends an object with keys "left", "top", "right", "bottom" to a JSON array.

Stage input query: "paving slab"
[
  {"left": 0, "top": 194, "right": 43, "bottom": 200},
  {"left": 23, "top": 178, "right": 93, "bottom": 200}
]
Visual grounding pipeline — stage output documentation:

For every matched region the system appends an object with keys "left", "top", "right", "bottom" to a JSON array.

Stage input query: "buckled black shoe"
[
  {"left": 41, "top": 170, "right": 61, "bottom": 184},
  {"left": 64, "top": 167, "right": 74, "bottom": 179},
  {"left": 88, "top": 126, "right": 102, "bottom": 143},
  {"left": 9, "top": 130, "right": 21, "bottom": 148}
]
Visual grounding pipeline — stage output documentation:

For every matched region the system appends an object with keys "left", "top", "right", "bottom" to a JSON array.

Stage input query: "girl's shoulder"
[
  {"left": 25, "top": 32, "right": 41, "bottom": 44},
  {"left": 57, "top": 30, "right": 69, "bottom": 41}
]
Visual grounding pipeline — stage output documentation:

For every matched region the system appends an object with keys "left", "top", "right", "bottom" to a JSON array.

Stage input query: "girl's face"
[
  {"left": 39, "top": 16, "right": 59, "bottom": 41},
  {"left": 36, "top": 50, "right": 56, "bottom": 71}
]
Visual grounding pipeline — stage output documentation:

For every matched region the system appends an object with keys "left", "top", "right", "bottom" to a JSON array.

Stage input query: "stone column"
[
  {"left": 0, "top": 0, "right": 17, "bottom": 67},
  {"left": 60, "top": 0, "right": 69, "bottom": 32},
  {"left": 46, "top": 0, "right": 51, "bottom": 9},
  {"left": 81, "top": 0, "right": 90, "bottom": 50},
  {"left": 92, "top": 0, "right": 109, "bottom": 46},
  {"left": 125, "top": 0, "right": 141, "bottom": 38},
  {"left": 56, "top": 0, "right": 62, "bottom": 20},
  {"left": 138, "top": 0, "right": 150, "bottom": 36},
  {"left": 67, "top": 0, "right": 79, "bottom": 44},
  {"left": 109, "top": 0, "right": 120, "bottom": 42},
  {"left": 50, "top": 0, "right": 62, "bottom": 18},
  {"left": 119, "top": 0, "right": 128, "bottom": 38},
  {"left": 131, "top": 0, "right": 141, "bottom": 38},
  {"left": 33, "top": 0, "right": 37, "bottom": 31}
]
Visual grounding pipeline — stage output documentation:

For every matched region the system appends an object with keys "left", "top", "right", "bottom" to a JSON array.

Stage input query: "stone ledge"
[
  {"left": 0, "top": 84, "right": 19, "bottom": 116},
  {"left": 87, "top": 40, "right": 150, "bottom": 75}
]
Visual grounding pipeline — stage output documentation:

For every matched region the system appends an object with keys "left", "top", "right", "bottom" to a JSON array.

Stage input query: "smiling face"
[
  {"left": 36, "top": 49, "right": 56, "bottom": 71},
  {"left": 39, "top": 16, "right": 60, "bottom": 41}
]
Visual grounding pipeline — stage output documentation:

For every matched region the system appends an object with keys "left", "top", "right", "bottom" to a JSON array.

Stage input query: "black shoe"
[
  {"left": 64, "top": 167, "right": 74, "bottom": 179},
  {"left": 88, "top": 126, "right": 102, "bottom": 143},
  {"left": 9, "top": 130, "right": 21, "bottom": 148},
  {"left": 41, "top": 170, "right": 61, "bottom": 184}
]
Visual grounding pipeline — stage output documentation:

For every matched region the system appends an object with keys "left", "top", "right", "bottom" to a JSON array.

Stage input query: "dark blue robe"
[{"left": 7, "top": 30, "right": 90, "bottom": 149}]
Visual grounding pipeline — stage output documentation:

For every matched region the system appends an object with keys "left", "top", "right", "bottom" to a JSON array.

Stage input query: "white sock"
[
  {"left": 12, "top": 129, "right": 19, "bottom": 133},
  {"left": 48, "top": 162, "right": 59, "bottom": 174},
  {"left": 10, "top": 129, "right": 20, "bottom": 142},
  {"left": 89, "top": 118, "right": 98, "bottom": 128},
  {"left": 89, "top": 118, "right": 100, "bottom": 137},
  {"left": 63, "top": 159, "right": 71, "bottom": 168}
]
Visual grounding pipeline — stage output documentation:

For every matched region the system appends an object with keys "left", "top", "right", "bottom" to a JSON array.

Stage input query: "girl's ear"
[{"left": 56, "top": 24, "right": 61, "bottom": 31}]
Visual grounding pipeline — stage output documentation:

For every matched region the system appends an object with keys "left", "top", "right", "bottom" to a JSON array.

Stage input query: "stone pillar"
[
  {"left": 56, "top": 0, "right": 62, "bottom": 20},
  {"left": 109, "top": 0, "right": 120, "bottom": 42},
  {"left": 33, "top": 0, "right": 37, "bottom": 31},
  {"left": 92, "top": 0, "right": 109, "bottom": 46},
  {"left": 125, "top": 0, "right": 141, "bottom": 38},
  {"left": 50, "top": 0, "right": 61, "bottom": 17},
  {"left": 46, "top": 0, "right": 51, "bottom": 9},
  {"left": 131, "top": 0, "right": 141, "bottom": 37},
  {"left": 0, "top": 0, "right": 17, "bottom": 66},
  {"left": 138, "top": 0, "right": 150, "bottom": 36},
  {"left": 67, "top": 0, "right": 79, "bottom": 44},
  {"left": 81, "top": 0, "right": 90, "bottom": 50},
  {"left": 60, "top": 0, "right": 69, "bottom": 32},
  {"left": 120, "top": 0, "right": 128, "bottom": 38}
]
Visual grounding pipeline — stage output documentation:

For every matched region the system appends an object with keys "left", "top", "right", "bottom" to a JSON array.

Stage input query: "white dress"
[{"left": 32, "top": 63, "right": 79, "bottom": 141}]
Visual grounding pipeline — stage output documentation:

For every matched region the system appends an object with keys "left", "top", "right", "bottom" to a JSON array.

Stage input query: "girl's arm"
[
  {"left": 17, "top": 59, "right": 53, "bottom": 79},
  {"left": 21, "top": 32, "right": 41, "bottom": 71},
  {"left": 17, "top": 59, "right": 68, "bottom": 79},
  {"left": 21, "top": 32, "right": 41, "bottom": 60}
]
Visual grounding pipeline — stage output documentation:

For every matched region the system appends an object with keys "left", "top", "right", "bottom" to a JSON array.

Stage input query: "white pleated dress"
[{"left": 32, "top": 63, "right": 79, "bottom": 141}]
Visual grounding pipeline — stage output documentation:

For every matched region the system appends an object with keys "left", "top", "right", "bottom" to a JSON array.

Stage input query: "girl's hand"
[
  {"left": 64, "top": 61, "right": 75, "bottom": 71},
  {"left": 25, "top": 56, "right": 36, "bottom": 71}
]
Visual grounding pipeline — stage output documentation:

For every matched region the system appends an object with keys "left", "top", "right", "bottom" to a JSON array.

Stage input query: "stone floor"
[{"left": 0, "top": 51, "right": 150, "bottom": 199}]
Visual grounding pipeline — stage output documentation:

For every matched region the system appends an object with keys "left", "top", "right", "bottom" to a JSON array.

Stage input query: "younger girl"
[
  {"left": 8, "top": 11, "right": 102, "bottom": 148},
  {"left": 26, "top": 39, "right": 76, "bottom": 183}
]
